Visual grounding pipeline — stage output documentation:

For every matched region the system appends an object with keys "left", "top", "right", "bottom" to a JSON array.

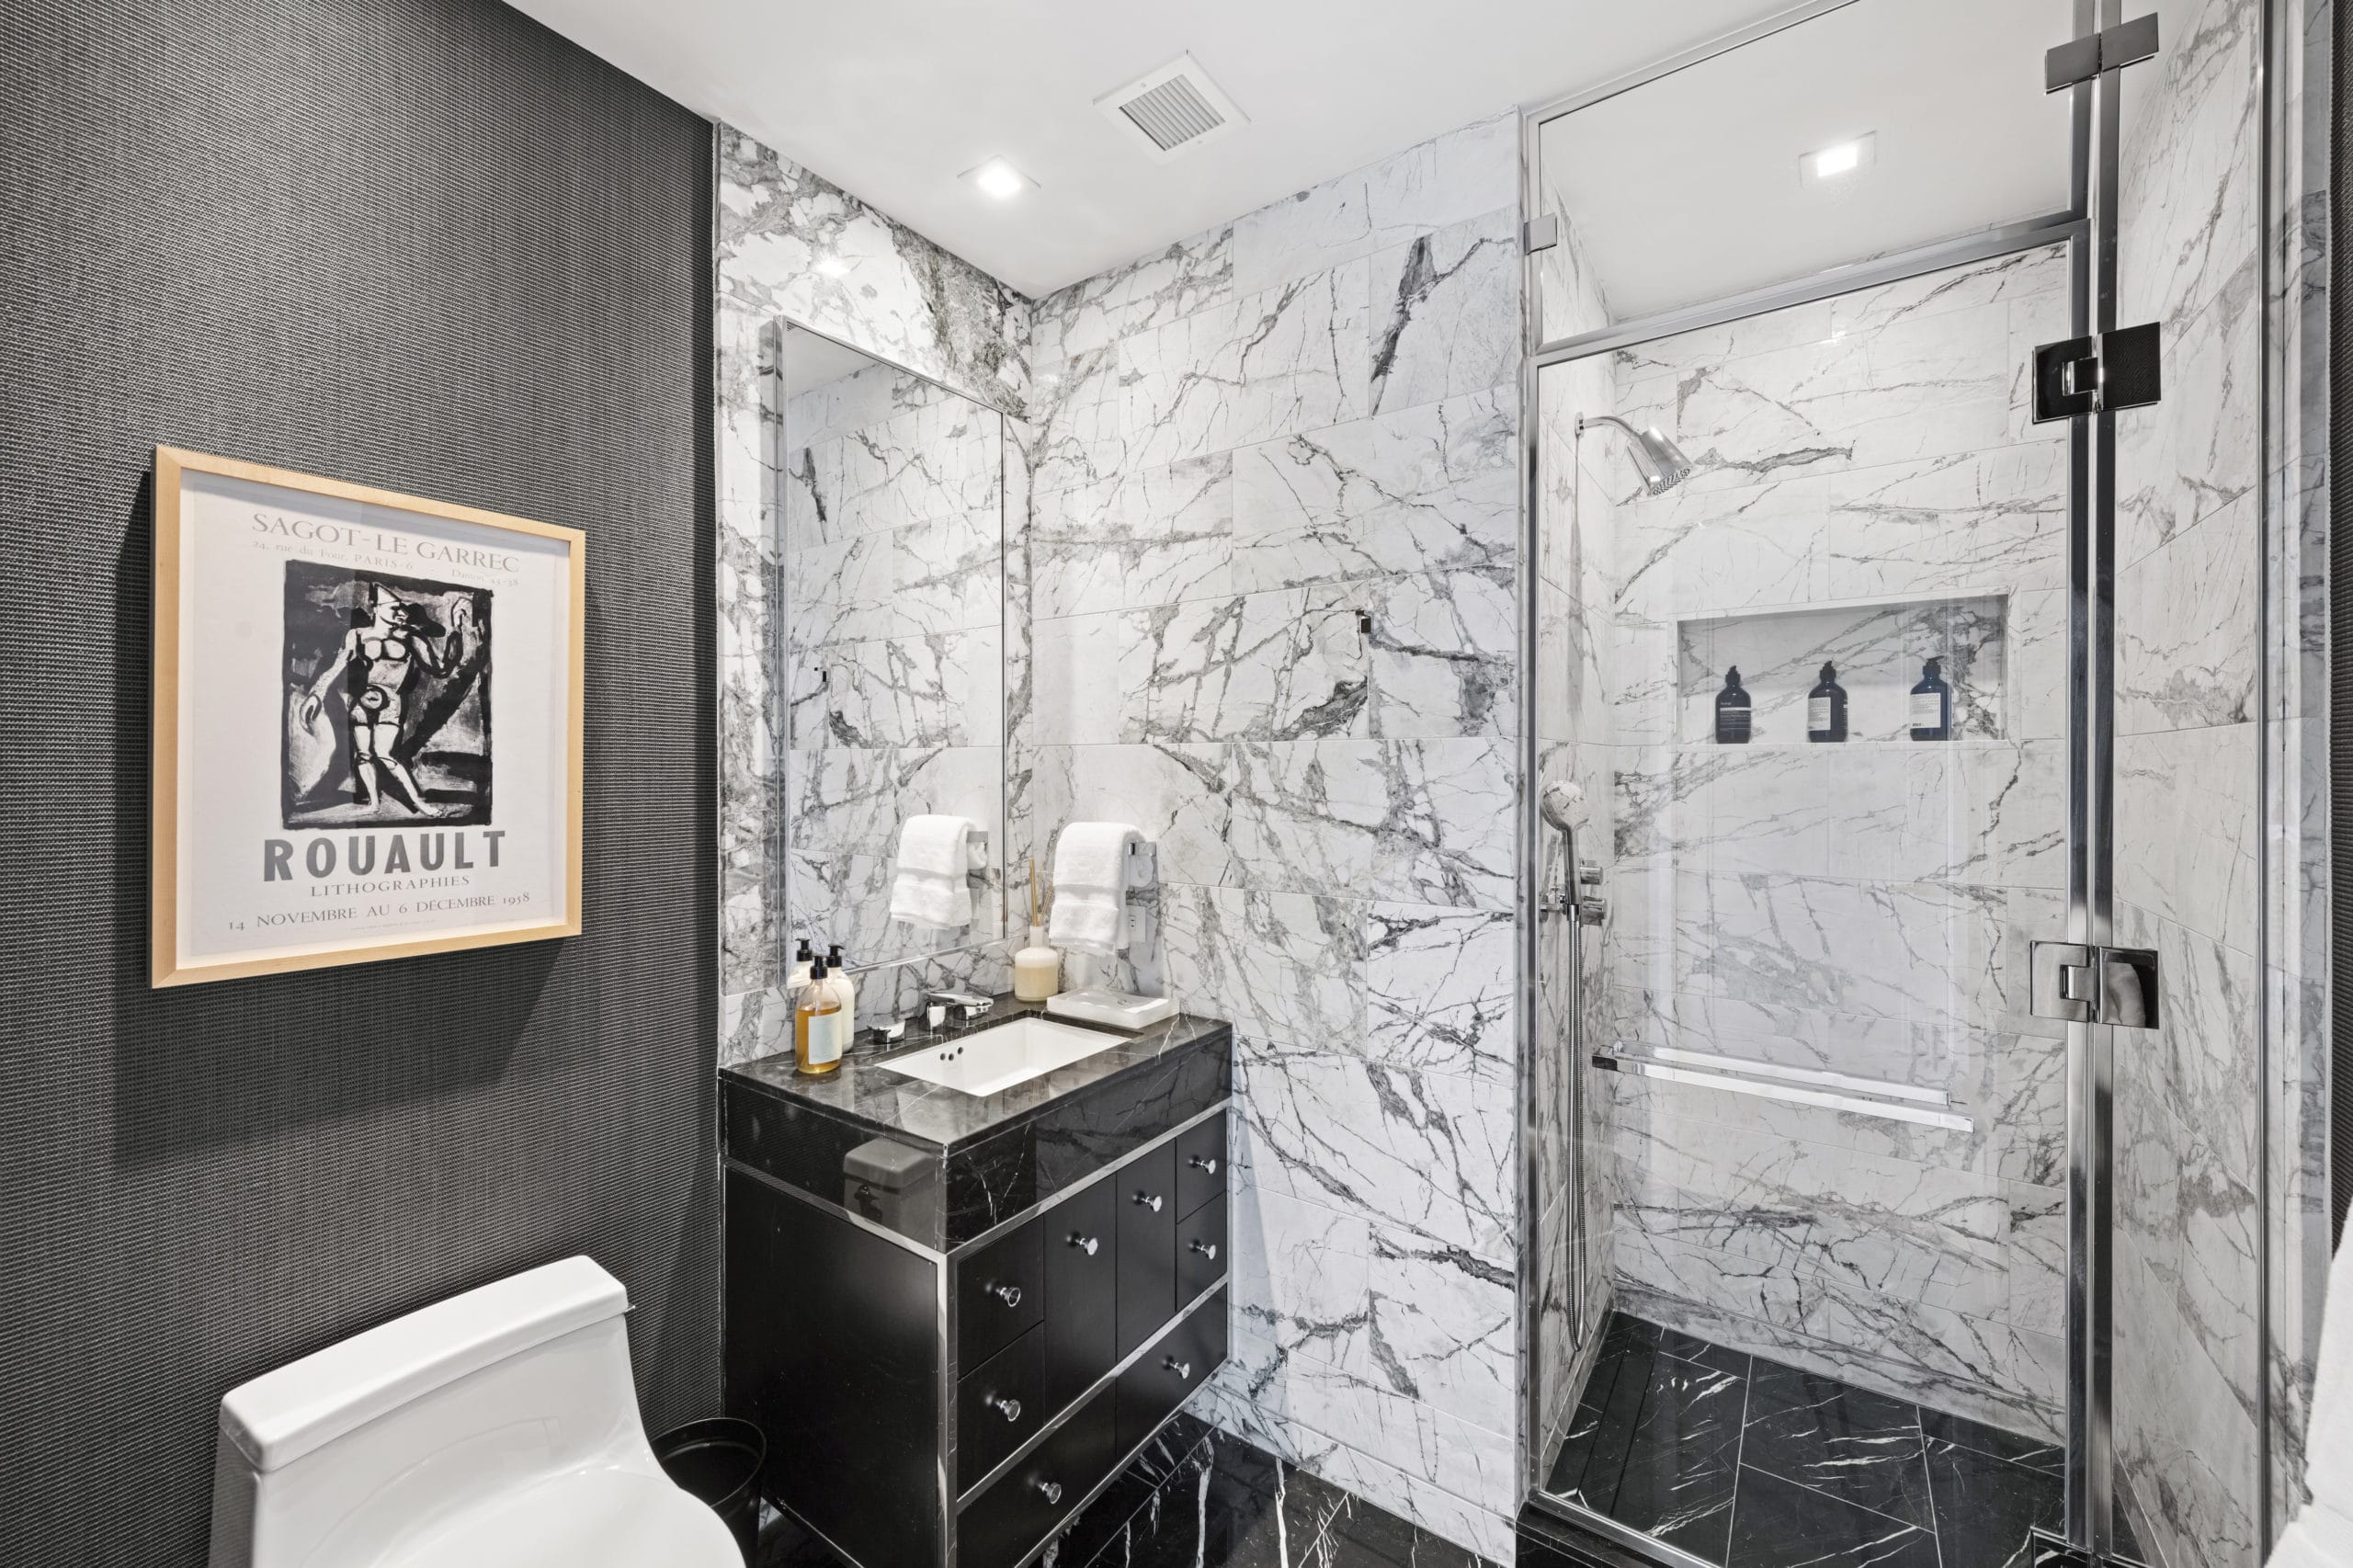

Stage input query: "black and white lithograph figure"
[{"left": 281, "top": 562, "right": 493, "bottom": 826}]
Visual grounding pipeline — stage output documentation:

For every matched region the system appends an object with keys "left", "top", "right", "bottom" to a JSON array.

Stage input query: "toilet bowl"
[{"left": 207, "top": 1256, "right": 743, "bottom": 1568}]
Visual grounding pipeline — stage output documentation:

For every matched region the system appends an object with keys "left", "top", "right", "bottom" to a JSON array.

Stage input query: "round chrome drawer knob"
[
  {"left": 1067, "top": 1233, "right": 1099, "bottom": 1256},
  {"left": 1036, "top": 1480, "right": 1063, "bottom": 1506},
  {"left": 990, "top": 1283, "right": 1022, "bottom": 1308},
  {"left": 1188, "top": 1154, "right": 1219, "bottom": 1175},
  {"left": 1165, "top": 1356, "right": 1193, "bottom": 1381},
  {"left": 1188, "top": 1239, "right": 1219, "bottom": 1261},
  {"left": 988, "top": 1395, "right": 1022, "bottom": 1423},
  {"left": 1133, "top": 1192, "right": 1163, "bottom": 1212}
]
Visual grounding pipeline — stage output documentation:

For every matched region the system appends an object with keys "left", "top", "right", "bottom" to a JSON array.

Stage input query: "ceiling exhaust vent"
[{"left": 1095, "top": 53, "right": 1247, "bottom": 161}]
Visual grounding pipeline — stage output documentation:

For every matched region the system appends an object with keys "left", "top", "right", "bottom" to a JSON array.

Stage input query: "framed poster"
[{"left": 151, "top": 447, "right": 585, "bottom": 986}]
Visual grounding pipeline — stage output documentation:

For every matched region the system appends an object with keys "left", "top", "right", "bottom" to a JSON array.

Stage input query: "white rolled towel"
[
  {"left": 890, "top": 814, "right": 976, "bottom": 929},
  {"left": 1048, "top": 822, "right": 1141, "bottom": 956}
]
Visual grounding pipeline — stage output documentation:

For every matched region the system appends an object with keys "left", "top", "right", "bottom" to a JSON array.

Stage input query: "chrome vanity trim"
[
  {"left": 722, "top": 1096, "right": 1232, "bottom": 1266},
  {"left": 944, "top": 1097, "right": 1233, "bottom": 1262},
  {"left": 955, "top": 1272, "right": 1231, "bottom": 1512}
]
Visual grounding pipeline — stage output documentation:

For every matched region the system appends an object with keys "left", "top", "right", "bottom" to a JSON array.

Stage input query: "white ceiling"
[
  {"left": 506, "top": 0, "right": 1811, "bottom": 299},
  {"left": 1540, "top": 0, "right": 2075, "bottom": 321}
]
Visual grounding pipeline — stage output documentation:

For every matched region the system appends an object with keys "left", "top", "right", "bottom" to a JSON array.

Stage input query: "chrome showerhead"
[{"left": 1578, "top": 415, "right": 1694, "bottom": 495}]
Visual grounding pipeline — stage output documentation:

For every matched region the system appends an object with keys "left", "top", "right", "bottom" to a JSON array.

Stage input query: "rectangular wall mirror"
[{"left": 771, "top": 322, "right": 1009, "bottom": 1002}]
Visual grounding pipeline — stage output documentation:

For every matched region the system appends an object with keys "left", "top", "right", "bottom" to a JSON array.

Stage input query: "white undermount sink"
[{"left": 876, "top": 1016, "right": 1127, "bottom": 1097}]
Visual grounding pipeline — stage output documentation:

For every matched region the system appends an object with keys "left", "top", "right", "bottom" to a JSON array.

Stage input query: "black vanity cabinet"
[{"left": 722, "top": 1007, "right": 1233, "bottom": 1568}]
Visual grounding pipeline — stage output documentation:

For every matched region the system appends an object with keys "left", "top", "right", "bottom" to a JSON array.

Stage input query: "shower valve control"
[
  {"left": 1577, "top": 860, "right": 1605, "bottom": 887},
  {"left": 2030, "top": 942, "right": 2161, "bottom": 1028},
  {"left": 1574, "top": 898, "right": 1608, "bottom": 928}
]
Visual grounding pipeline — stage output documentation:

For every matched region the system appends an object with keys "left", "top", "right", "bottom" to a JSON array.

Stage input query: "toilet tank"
[{"left": 209, "top": 1257, "right": 658, "bottom": 1568}]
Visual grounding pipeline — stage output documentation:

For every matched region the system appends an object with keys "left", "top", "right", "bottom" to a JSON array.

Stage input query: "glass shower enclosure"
[{"left": 1515, "top": 3, "right": 2323, "bottom": 1567}]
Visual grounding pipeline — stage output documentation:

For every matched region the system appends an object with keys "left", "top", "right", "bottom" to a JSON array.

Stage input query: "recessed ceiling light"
[
  {"left": 1800, "top": 132, "right": 1877, "bottom": 186},
  {"left": 961, "top": 157, "right": 1035, "bottom": 200},
  {"left": 815, "top": 256, "right": 848, "bottom": 278}
]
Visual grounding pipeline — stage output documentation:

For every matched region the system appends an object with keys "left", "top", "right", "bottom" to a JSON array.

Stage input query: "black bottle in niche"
[
  {"left": 1807, "top": 662, "right": 1847, "bottom": 743},
  {"left": 1714, "top": 666, "right": 1752, "bottom": 744},
  {"left": 1910, "top": 657, "right": 1953, "bottom": 741}
]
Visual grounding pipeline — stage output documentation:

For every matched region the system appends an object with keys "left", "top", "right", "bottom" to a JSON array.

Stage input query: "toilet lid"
[{"left": 379, "top": 1468, "right": 743, "bottom": 1568}]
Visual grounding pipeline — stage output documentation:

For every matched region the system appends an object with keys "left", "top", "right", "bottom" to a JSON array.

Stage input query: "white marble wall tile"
[
  {"left": 1034, "top": 225, "right": 1236, "bottom": 361},
  {"left": 1608, "top": 472, "right": 1829, "bottom": 619},
  {"left": 2114, "top": 721, "right": 2259, "bottom": 952},
  {"left": 1230, "top": 1178, "right": 1375, "bottom": 1369},
  {"left": 1118, "top": 262, "right": 1370, "bottom": 472},
  {"left": 1230, "top": 113, "right": 1518, "bottom": 300},
  {"left": 1361, "top": 736, "right": 1518, "bottom": 909},
  {"left": 1157, "top": 883, "right": 1365, "bottom": 1049},
  {"left": 1362, "top": 903, "right": 1516, "bottom": 1090},
  {"left": 1824, "top": 440, "right": 2069, "bottom": 599},
  {"left": 1235, "top": 1036, "right": 1516, "bottom": 1267},
  {"left": 1230, "top": 388, "right": 1517, "bottom": 591},
  {"left": 790, "top": 625, "right": 1003, "bottom": 749},
  {"left": 719, "top": 131, "right": 1029, "bottom": 418},
  {"left": 2006, "top": 587, "right": 2070, "bottom": 741},
  {"left": 2116, "top": 0, "right": 2261, "bottom": 327},
  {"left": 1029, "top": 452, "right": 1233, "bottom": 619},
  {"left": 1613, "top": 1105, "right": 2007, "bottom": 1317},
  {"left": 2117, "top": 269, "right": 2262, "bottom": 563},
  {"left": 1368, "top": 209, "right": 1520, "bottom": 415},
  {"left": 1614, "top": 1242, "right": 2064, "bottom": 1439},
  {"left": 1361, "top": 570, "right": 1517, "bottom": 740},
  {"left": 2117, "top": 489, "right": 2259, "bottom": 733},
  {"left": 1614, "top": 299, "right": 2017, "bottom": 495},
  {"left": 1831, "top": 243, "right": 2071, "bottom": 335}
]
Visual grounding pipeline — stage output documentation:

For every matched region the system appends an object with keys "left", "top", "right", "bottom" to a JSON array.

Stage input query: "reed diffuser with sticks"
[{"left": 1013, "top": 858, "right": 1061, "bottom": 1002}]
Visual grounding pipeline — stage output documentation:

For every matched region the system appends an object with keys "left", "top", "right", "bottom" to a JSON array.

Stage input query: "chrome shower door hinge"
[
  {"left": 2043, "top": 13, "right": 2160, "bottom": 92},
  {"left": 1522, "top": 215, "right": 1559, "bottom": 255},
  {"left": 2030, "top": 942, "right": 2162, "bottom": 1028},
  {"left": 2030, "top": 323, "right": 2163, "bottom": 423}
]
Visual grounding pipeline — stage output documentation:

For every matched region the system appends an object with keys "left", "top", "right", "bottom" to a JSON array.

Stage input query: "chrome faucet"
[{"left": 927, "top": 990, "right": 994, "bottom": 1021}]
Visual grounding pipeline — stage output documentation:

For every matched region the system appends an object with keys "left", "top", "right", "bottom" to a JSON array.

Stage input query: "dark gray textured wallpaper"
[{"left": 0, "top": 3, "right": 716, "bottom": 1562}]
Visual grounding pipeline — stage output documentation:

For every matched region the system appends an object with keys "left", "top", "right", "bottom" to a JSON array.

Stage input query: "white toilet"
[{"left": 207, "top": 1256, "right": 744, "bottom": 1568}]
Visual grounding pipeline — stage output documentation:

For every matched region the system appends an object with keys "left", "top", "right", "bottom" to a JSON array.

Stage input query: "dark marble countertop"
[{"left": 723, "top": 997, "right": 1232, "bottom": 1152}]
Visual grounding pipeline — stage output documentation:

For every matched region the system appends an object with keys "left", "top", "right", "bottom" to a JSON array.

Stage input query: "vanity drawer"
[
  {"left": 1114, "top": 1142, "right": 1176, "bottom": 1358},
  {"left": 1174, "top": 1190, "right": 1227, "bottom": 1303},
  {"left": 1043, "top": 1175, "right": 1119, "bottom": 1414},
  {"left": 1173, "top": 1114, "right": 1226, "bottom": 1217},
  {"left": 1115, "top": 1289, "right": 1228, "bottom": 1457},
  {"left": 958, "top": 1216, "right": 1044, "bottom": 1369},
  {"left": 958, "top": 1325, "right": 1045, "bottom": 1492},
  {"left": 958, "top": 1385, "right": 1115, "bottom": 1568}
]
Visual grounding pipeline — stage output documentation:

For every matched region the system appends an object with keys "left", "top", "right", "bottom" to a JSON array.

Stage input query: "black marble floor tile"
[
  {"left": 1606, "top": 1350, "right": 1747, "bottom": 1562},
  {"left": 753, "top": 1406, "right": 1494, "bottom": 1568},
  {"left": 1724, "top": 1466, "right": 1941, "bottom": 1568},
  {"left": 1924, "top": 1436, "right": 2059, "bottom": 1568},
  {"left": 1741, "top": 1358, "right": 1933, "bottom": 1528},
  {"left": 1541, "top": 1313, "right": 2088, "bottom": 1568},
  {"left": 1920, "top": 1405, "right": 2065, "bottom": 1476}
]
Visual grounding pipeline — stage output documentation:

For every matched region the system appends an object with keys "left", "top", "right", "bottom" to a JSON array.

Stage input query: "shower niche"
[{"left": 1675, "top": 594, "right": 2011, "bottom": 745}]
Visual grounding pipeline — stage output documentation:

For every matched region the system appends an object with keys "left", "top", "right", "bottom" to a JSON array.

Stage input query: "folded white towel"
[
  {"left": 2271, "top": 1213, "right": 2353, "bottom": 1568},
  {"left": 890, "top": 815, "right": 975, "bottom": 929},
  {"left": 1048, "top": 822, "right": 1141, "bottom": 956}
]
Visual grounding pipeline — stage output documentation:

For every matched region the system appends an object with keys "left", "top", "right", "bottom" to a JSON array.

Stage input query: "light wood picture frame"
[{"left": 152, "top": 447, "right": 585, "bottom": 986}]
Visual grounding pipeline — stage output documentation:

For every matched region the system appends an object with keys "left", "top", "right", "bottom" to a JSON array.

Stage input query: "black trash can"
[{"left": 654, "top": 1416, "right": 766, "bottom": 1560}]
